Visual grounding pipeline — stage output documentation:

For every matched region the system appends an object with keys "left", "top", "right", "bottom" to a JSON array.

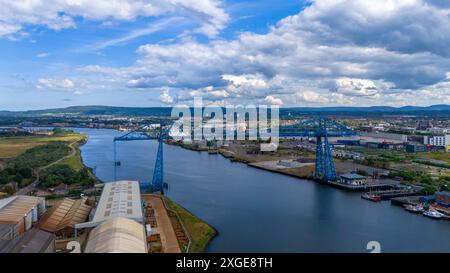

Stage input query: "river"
[{"left": 74, "top": 128, "right": 450, "bottom": 253}]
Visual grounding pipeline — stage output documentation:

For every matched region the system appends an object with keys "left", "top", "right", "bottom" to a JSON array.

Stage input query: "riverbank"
[
  {"left": 163, "top": 196, "right": 217, "bottom": 253},
  {"left": 0, "top": 129, "right": 99, "bottom": 198},
  {"left": 167, "top": 140, "right": 317, "bottom": 179},
  {"left": 75, "top": 128, "right": 450, "bottom": 252}
]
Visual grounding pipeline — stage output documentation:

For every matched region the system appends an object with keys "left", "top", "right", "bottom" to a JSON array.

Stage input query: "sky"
[{"left": 0, "top": 0, "right": 450, "bottom": 110}]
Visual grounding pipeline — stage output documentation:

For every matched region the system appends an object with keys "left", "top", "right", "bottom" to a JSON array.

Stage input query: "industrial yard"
[{"left": 0, "top": 181, "right": 216, "bottom": 253}]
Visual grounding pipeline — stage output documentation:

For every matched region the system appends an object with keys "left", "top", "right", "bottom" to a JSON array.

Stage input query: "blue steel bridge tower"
[
  {"left": 280, "top": 117, "right": 358, "bottom": 182},
  {"left": 151, "top": 127, "right": 164, "bottom": 193},
  {"left": 114, "top": 125, "right": 169, "bottom": 194}
]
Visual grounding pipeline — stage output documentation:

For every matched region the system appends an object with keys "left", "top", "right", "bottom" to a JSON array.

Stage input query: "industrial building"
[
  {"left": 405, "top": 144, "right": 426, "bottom": 153},
  {"left": 0, "top": 196, "right": 46, "bottom": 237},
  {"left": 360, "top": 132, "right": 408, "bottom": 143},
  {"left": 0, "top": 228, "right": 55, "bottom": 253},
  {"left": 340, "top": 173, "right": 368, "bottom": 186},
  {"left": 435, "top": 192, "right": 450, "bottom": 207},
  {"left": 75, "top": 180, "right": 144, "bottom": 235},
  {"left": 38, "top": 197, "right": 92, "bottom": 236},
  {"left": 424, "top": 135, "right": 450, "bottom": 147},
  {"left": 84, "top": 217, "right": 147, "bottom": 253},
  {"left": 92, "top": 180, "right": 143, "bottom": 224}
]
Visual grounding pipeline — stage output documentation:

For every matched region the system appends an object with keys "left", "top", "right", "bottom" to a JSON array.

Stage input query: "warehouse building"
[
  {"left": 0, "top": 196, "right": 46, "bottom": 237},
  {"left": 38, "top": 197, "right": 92, "bottom": 237},
  {"left": 405, "top": 144, "right": 426, "bottom": 153},
  {"left": 75, "top": 180, "right": 143, "bottom": 230},
  {"left": 84, "top": 217, "right": 147, "bottom": 253},
  {"left": 435, "top": 192, "right": 450, "bottom": 208},
  {"left": 92, "top": 180, "right": 143, "bottom": 223},
  {"left": 0, "top": 228, "right": 55, "bottom": 253}
]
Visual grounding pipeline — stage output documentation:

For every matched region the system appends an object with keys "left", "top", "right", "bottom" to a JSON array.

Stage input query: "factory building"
[
  {"left": 0, "top": 228, "right": 55, "bottom": 253},
  {"left": 405, "top": 144, "right": 426, "bottom": 153},
  {"left": 38, "top": 197, "right": 92, "bottom": 237},
  {"left": 424, "top": 135, "right": 450, "bottom": 147},
  {"left": 84, "top": 217, "right": 147, "bottom": 253},
  {"left": 435, "top": 192, "right": 450, "bottom": 208},
  {"left": 0, "top": 196, "right": 52, "bottom": 253},
  {"left": 0, "top": 196, "right": 46, "bottom": 237},
  {"left": 72, "top": 181, "right": 149, "bottom": 253},
  {"left": 91, "top": 180, "right": 143, "bottom": 224}
]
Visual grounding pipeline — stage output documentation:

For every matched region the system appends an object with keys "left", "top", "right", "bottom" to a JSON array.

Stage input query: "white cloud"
[
  {"left": 85, "top": 17, "right": 183, "bottom": 51},
  {"left": 264, "top": 95, "right": 283, "bottom": 106},
  {"left": 297, "top": 91, "right": 330, "bottom": 103},
  {"left": 37, "top": 78, "right": 75, "bottom": 90},
  {"left": 0, "top": 0, "right": 229, "bottom": 38},
  {"left": 76, "top": 0, "right": 450, "bottom": 106},
  {"left": 222, "top": 74, "right": 267, "bottom": 89},
  {"left": 334, "top": 78, "right": 383, "bottom": 97},
  {"left": 36, "top": 52, "right": 49, "bottom": 58}
]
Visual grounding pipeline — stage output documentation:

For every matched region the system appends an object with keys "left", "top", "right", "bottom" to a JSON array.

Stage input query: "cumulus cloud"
[
  {"left": 0, "top": 0, "right": 229, "bottom": 38},
  {"left": 37, "top": 78, "right": 75, "bottom": 90},
  {"left": 264, "top": 95, "right": 283, "bottom": 106},
  {"left": 333, "top": 78, "right": 391, "bottom": 98},
  {"left": 76, "top": 0, "right": 450, "bottom": 106},
  {"left": 297, "top": 91, "right": 330, "bottom": 103}
]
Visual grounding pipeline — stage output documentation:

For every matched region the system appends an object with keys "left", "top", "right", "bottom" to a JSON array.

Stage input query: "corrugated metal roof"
[
  {"left": 340, "top": 173, "right": 367, "bottom": 180},
  {"left": 0, "top": 196, "right": 43, "bottom": 224},
  {"left": 436, "top": 192, "right": 450, "bottom": 197},
  {"left": 0, "top": 228, "right": 54, "bottom": 253},
  {"left": 92, "top": 181, "right": 143, "bottom": 223},
  {"left": 38, "top": 198, "right": 92, "bottom": 232},
  {"left": 84, "top": 217, "right": 147, "bottom": 253},
  {"left": 0, "top": 224, "right": 15, "bottom": 240}
]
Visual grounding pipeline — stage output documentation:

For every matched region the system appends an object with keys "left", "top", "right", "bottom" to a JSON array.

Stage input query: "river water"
[{"left": 74, "top": 128, "right": 450, "bottom": 253}]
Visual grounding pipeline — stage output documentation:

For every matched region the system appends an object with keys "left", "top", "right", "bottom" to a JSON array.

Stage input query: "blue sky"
[{"left": 0, "top": 0, "right": 449, "bottom": 110}]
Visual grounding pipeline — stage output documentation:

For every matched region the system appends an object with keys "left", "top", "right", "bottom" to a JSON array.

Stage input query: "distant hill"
[
  {"left": 0, "top": 106, "right": 173, "bottom": 117},
  {"left": 0, "top": 104, "right": 449, "bottom": 117},
  {"left": 284, "top": 104, "right": 450, "bottom": 112}
]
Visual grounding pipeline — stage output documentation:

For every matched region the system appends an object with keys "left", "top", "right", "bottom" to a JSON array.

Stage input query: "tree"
[
  {"left": 18, "top": 167, "right": 33, "bottom": 179},
  {"left": 421, "top": 184, "right": 438, "bottom": 195}
]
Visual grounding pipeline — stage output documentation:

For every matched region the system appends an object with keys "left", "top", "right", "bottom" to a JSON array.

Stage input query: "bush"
[{"left": 40, "top": 164, "right": 96, "bottom": 188}]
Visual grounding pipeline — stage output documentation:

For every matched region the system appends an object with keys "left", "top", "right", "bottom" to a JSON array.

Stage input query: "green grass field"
[
  {"left": 419, "top": 152, "right": 450, "bottom": 165},
  {"left": 0, "top": 133, "right": 84, "bottom": 158},
  {"left": 58, "top": 149, "right": 84, "bottom": 171},
  {"left": 164, "top": 197, "right": 217, "bottom": 253}
]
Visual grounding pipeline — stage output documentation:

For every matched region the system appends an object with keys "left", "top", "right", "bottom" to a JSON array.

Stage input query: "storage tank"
[
  {"left": 38, "top": 199, "right": 47, "bottom": 216},
  {"left": 25, "top": 212, "right": 33, "bottom": 231},
  {"left": 32, "top": 207, "right": 38, "bottom": 222}
]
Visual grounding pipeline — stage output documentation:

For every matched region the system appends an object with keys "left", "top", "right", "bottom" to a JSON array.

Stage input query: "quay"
[
  {"left": 391, "top": 196, "right": 422, "bottom": 207},
  {"left": 326, "top": 180, "right": 393, "bottom": 192},
  {"left": 365, "top": 189, "right": 421, "bottom": 201}
]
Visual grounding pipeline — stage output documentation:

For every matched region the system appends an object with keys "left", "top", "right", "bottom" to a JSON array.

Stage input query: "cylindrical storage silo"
[
  {"left": 25, "top": 212, "right": 32, "bottom": 231},
  {"left": 32, "top": 207, "right": 38, "bottom": 222}
]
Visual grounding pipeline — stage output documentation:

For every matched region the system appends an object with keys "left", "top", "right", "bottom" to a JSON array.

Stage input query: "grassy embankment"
[
  {"left": 0, "top": 132, "right": 83, "bottom": 158},
  {"left": 0, "top": 129, "right": 97, "bottom": 196},
  {"left": 164, "top": 197, "right": 217, "bottom": 253}
]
